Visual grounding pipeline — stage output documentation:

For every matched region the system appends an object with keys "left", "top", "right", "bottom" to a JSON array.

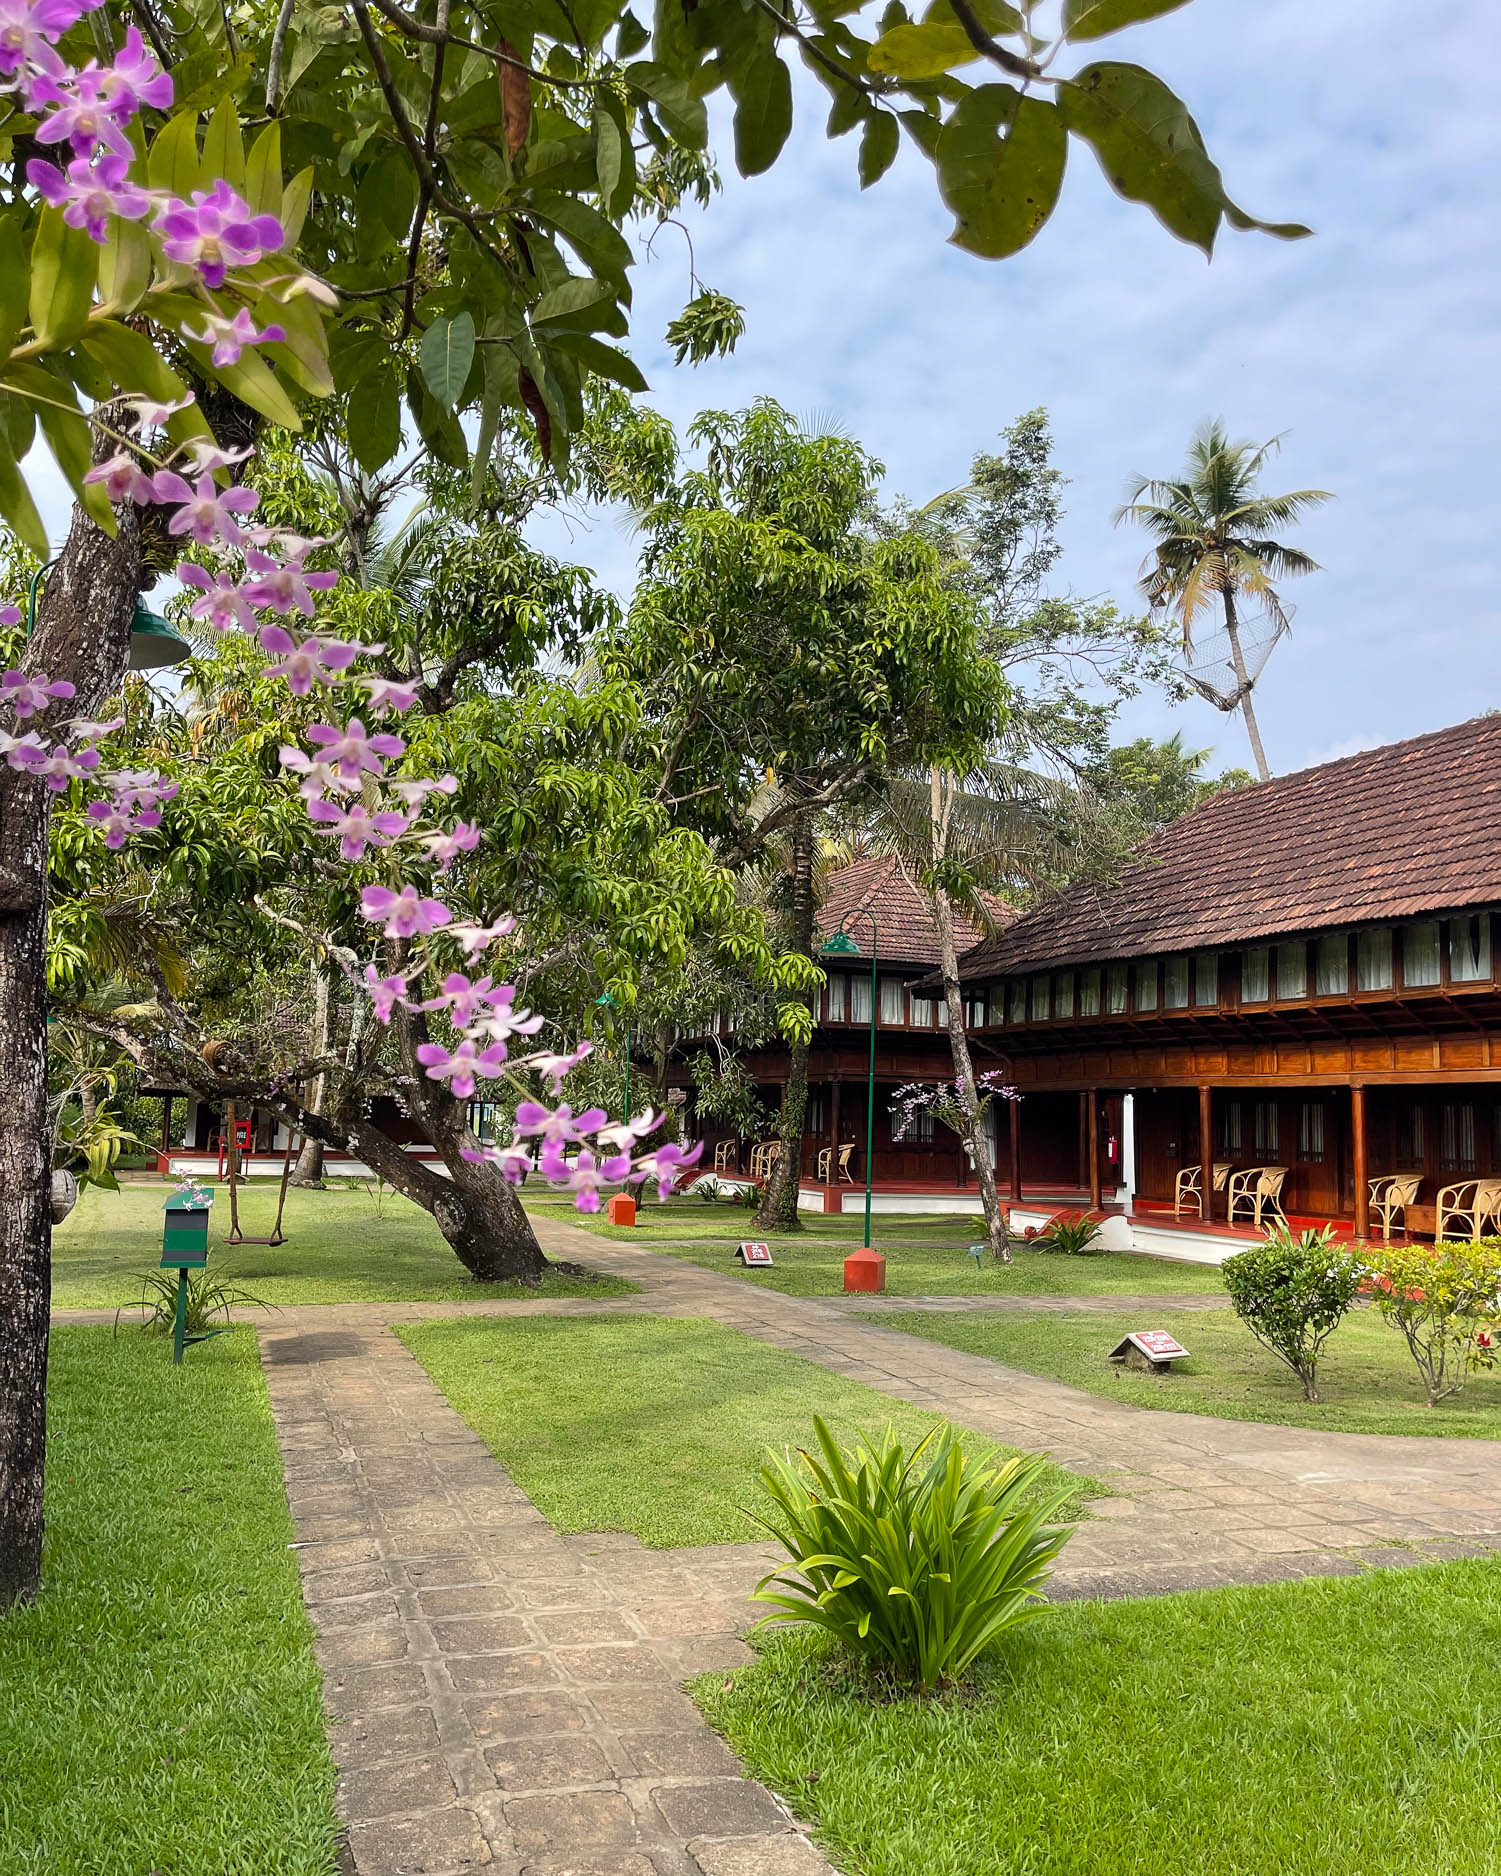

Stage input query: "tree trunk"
[
  {"left": 289, "top": 964, "right": 331, "bottom": 1186},
  {"left": 1222, "top": 589, "right": 1271, "bottom": 783},
  {"left": 929, "top": 798, "right": 1011, "bottom": 1263},
  {"left": 430, "top": 1152, "right": 550, "bottom": 1282},
  {"left": 755, "top": 815, "right": 817, "bottom": 1232},
  {"left": 0, "top": 466, "right": 142, "bottom": 1605}
]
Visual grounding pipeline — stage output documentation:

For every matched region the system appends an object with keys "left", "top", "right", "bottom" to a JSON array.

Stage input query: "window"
[
  {"left": 879, "top": 978, "right": 906, "bottom": 1024},
  {"left": 989, "top": 987, "right": 1007, "bottom": 1027},
  {"left": 1450, "top": 914, "right": 1492, "bottom": 983},
  {"left": 1008, "top": 980, "right": 1028, "bottom": 1025},
  {"left": 1218, "top": 1100, "right": 1242, "bottom": 1152},
  {"left": 1106, "top": 964, "right": 1128, "bottom": 1014},
  {"left": 912, "top": 1109, "right": 935, "bottom": 1142},
  {"left": 807, "top": 1093, "right": 825, "bottom": 1135},
  {"left": 966, "top": 995, "right": 987, "bottom": 1028},
  {"left": 1402, "top": 921, "right": 1441, "bottom": 989},
  {"left": 1031, "top": 975, "right": 1052, "bottom": 1022},
  {"left": 826, "top": 975, "right": 847, "bottom": 1022},
  {"left": 1242, "top": 947, "right": 1270, "bottom": 1002},
  {"left": 1441, "top": 1102, "right": 1476, "bottom": 1173},
  {"left": 1253, "top": 1100, "right": 1279, "bottom": 1156},
  {"left": 1299, "top": 1101, "right": 1326, "bottom": 1162},
  {"left": 850, "top": 973, "right": 872, "bottom": 1024},
  {"left": 1135, "top": 960, "right": 1158, "bottom": 1011},
  {"left": 1079, "top": 968, "right": 1102, "bottom": 1016},
  {"left": 1397, "top": 1102, "right": 1425, "bottom": 1168},
  {"left": 1194, "top": 953, "right": 1219, "bottom": 1007},
  {"left": 909, "top": 993, "right": 937, "bottom": 1028},
  {"left": 1315, "top": 933, "right": 1348, "bottom": 996},
  {"left": 1356, "top": 928, "right": 1393, "bottom": 991},
  {"left": 1055, "top": 972, "right": 1075, "bottom": 1018},
  {"left": 1163, "top": 956, "right": 1189, "bottom": 1009},
  {"left": 1276, "top": 943, "right": 1308, "bottom": 1000}
]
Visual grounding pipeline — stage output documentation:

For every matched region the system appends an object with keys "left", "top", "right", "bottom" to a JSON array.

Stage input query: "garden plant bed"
[
  {"left": 695, "top": 1558, "right": 1501, "bottom": 1876},
  {"left": 0, "top": 1327, "right": 338, "bottom": 1874},
  {"left": 396, "top": 1313, "right": 1101, "bottom": 1546},
  {"left": 51, "top": 1183, "right": 634, "bottom": 1308},
  {"left": 869, "top": 1305, "right": 1501, "bottom": 1439}
]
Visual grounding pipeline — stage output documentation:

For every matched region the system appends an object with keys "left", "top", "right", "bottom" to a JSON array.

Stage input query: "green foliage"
[
  {"left": 115, "top": 1267, "right": 273, "bottom": 1336},
  {"left": 664, "top": 290, "right": 747, "bottom": 365},
  {"left": 1221, "top": 1225, "right": 1363, "bottom": 1402},
  {"left": 753, "top": 1417, "right": 1074, "bottom": 1689},
  {"left": 1031, "top": 1211, "right": 1102, "bottom": 1254},
  {"left": 1363, "top": 1240, "right": 1501, "bottom": 1405},
  {"left": 1084, "top": 732, "right": 1255, "bottom": 837}
]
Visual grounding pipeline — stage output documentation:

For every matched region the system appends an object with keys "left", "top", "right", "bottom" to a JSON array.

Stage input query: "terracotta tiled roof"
[
  {"left": 958, "top": 714, "right": 1501, "bottom": 980},
  {"left": 817, "top": 855, "right": 1012, "bottom": 969}
]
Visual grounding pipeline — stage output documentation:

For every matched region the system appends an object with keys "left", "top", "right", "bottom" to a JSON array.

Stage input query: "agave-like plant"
[
  {"left": 751, "top": 1418, "right": 1074, "bottom": 1691},
  {"left": 115, "top": 1269, "right": 275, "bottom": 1338}
]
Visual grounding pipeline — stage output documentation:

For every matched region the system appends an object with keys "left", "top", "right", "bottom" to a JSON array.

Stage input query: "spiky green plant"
[
  {"left": 115, "top": 1270, "right": 274, "bottom": 1338},
  {"left": 751, "top": 1418, "right": 1074, "bottom": 1690}
]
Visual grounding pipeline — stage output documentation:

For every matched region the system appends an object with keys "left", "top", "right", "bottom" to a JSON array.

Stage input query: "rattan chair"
[
  {"left": 713, "top": 1139, "right": 740, "bottom": 1174},
  {"left": 1227, "top": 1165, "right": 1289, "bottom": 1230},
  {"left": 1435, "top": 1176, "right": 1501, "bottom": 1241},
  {"left": 1367, "top": 1172, "right": 1422, "bottom": 1242},
  {"left": 1173, "top": 1160, "right": 1232, "bottom": 1220}
]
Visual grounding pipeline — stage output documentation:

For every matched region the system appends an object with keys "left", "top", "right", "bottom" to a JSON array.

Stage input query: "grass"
[
  {"left": 539, "top": 1195, "right": 1228, "bottom": 1298},
  {"left": 870, "top": 1304, "right": 1501, "bottom": 1440},
  {"left": 396, "top": 1315, "right": 1100, "bottom": 1547},
  {"left": 51, "top": 1181, "right": 635, "bottom": 1308},
  {"left": 695, "top": 1558, "right": 1501, "bottom": 1876},
  {"left": 0, "top": 1327, "right": 337, "bottom": 1875}
]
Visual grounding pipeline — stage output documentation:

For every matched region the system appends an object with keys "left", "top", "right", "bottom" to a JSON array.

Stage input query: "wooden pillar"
[
  {"left": 158, "top": 1093, "right": 172, "bottom": 1156},
  {"left": 1008, "top": 1096, "right": 1022, "bottom": 1202},
  {"left": 829, "top": 1079, "right": 842, "bottom": 1173},
  {"left": 1352, "top": 1084, "right": 1369, "bottom": 1242},
  {"left": 1077, "top": 1092, "right": 1089, "bottom": 1189},
  {"left": 1199, "top": 1084, "right": 1214, "bottom": 1224},
  {"left": 1087, "top": 1088, "right": 1102, "bottom": 1210}
]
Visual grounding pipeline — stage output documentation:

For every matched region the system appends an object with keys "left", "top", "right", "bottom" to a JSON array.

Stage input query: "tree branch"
[{"left": 945, "top": 0, "right": 1043, "bottom": 82}]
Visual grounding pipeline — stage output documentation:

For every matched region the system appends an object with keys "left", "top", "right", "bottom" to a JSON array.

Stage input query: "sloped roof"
[
  {"left": 817, "top": 855, "right": 1012, "bottom": 969},
  {"left": 958, "top": 714, "right": 1501, "bottom": 980}
]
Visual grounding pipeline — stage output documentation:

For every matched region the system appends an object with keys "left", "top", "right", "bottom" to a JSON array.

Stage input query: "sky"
[{"left": 523, "top": 0, "right": 1501, "bottom": 779}]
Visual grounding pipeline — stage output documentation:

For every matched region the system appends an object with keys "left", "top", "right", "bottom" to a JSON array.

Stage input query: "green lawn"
[
  {"left": 0, "top": 1327, "right": 337, "bottom": 1875},
  {"left": 52, "top": 1182, "right": 635, "bottom": 1308},
  {"left": 696, "top": 1558, "right": 1501, "bottom": 1876},
  {"left": 871, "top": 1304, "right": 1501, "bottom": 1440},
  {"left": 396, "top": 1315, "right": 1100, "bottom": 1547}
]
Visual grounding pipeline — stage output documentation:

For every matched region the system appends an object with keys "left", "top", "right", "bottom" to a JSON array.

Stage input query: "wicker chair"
[
  {"left": 817, "top": 1143, "right": 856, "bottom": 1184},
  {"left": 1367, "top": 1172, "right": 1422, "bottom": 1242},
  {"left": 1173, "top": 1160, "right": 1232, "bottom": 1220},
  {"left": 713, "top": 1139, "right": 740, "bottom": 1174},
  {"left": 1227, "top": 1165, "right": 1289, "bottom": 1230},
  {"left": 1435, "top": 1176, "right": 1501, "bottom": 1242}
]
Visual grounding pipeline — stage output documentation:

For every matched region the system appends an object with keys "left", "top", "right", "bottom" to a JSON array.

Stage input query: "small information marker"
[
  {"left": 1109, "top": 1330, "right": 1190, "bottom": 1373},
  {"left": 736, "top": 1241, "right": 774, "bottom": 1266},
  {"left": 967, "top": 1242, "right": 988, "bottom": 1269}
]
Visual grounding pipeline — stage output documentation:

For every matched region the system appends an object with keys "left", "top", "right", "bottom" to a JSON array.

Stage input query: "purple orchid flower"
[
  {"left": 361, "top": 965, "right": 410, "bottom": 1024},
  {"left": 0, "top": 0, "right": 102, "bottom": 79},
  {"left": 102, "top": 767, "right": 176, "bottom": 810},
  {"left": 83, "top": 450, "right": 157, "bottom": 504},
  {"left": 185, "top": 306, "right": 286, "bottom": 369},
  {"left": 30, "top": 67, "right": 134, "bottom": 159},
  {"left": 279, "top": 745, "right": 357, "bottom": 801},
  {"left": 512, "top": 1101, "right": 609, "bottom": 1148},
  {"left": 461, "top": 1137, "right": 534, "bottom": 1185},
  {"left": 388, "top": 774, "right": 458, "bottom": 811},
  {"left": 1, "top": 668, "right": 74, "bottom": 719},
  {"left": 0, "top": 604, "right": 20, "bottom": 627},
  {"left": 306, "top": 797, "right": 409, "bottom": 861},
  {"left": 446, "top": 915, "right": 516, "bottom": 959},
  {"left": 361, "top": 676, "right": 421, "bottom": 714},
  {"left": 153, "top": 181, "right": 284, "bottom": 289},
  {"left": 547, "top": 1147, "right": 628, "bottom": 1214},
  {"left": 520, "top": 1041, "right": 595, "bottom": 1088},
  {"left": 359, "top": 883, "right": 452, "bottom": 939},
  {"left": 95, "top": 26, "right": 172, "bottom": 119},
  {"left": 628, "top": 1139, "right": 705, "bottom": 1199},
  {"left": 259, "top": 626, "right": 363, "bottom": 696},
  {"left": 152, "top": 469, "right": 260, "bottom": 547},
  {"left": 420, "top": 820, "right": 481, "bottom": 872},
  {"left": 122, "top": 393, "right": 195, "bottom": 430},
  {"left": 21, "top": 741, "right": 101, "bottom": 790},
  {"left": 305, "top": 717, "right": 405, "bottom": 781},
  {"left": 1, "top": 731, "right": 48, "bottom": 769},
  {"left": 178, "top": 562, "right": 258, "bottom": 634},
  {"left": 414, "top": 1037, "right": 508, "bottom": 1101},
  {"left": 26, "top": 150, "right": 149, "bottom": 241},
  {"left": 474, "top": 996, "right": 544, "bottom": 1048},
  {"left": 241, "top": 547, "right": 340, "bottom": 617},
  {"left": 420, "top": 972, "right": 501, "bottom": 1030}
]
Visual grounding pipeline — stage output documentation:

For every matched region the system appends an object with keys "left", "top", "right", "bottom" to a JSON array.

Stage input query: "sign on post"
[
  {"left": 160, "top": 1188, "right": 217, "bottom": 1365},
  {"left": 736, "top": 1241, "right": 774, "bottom": 1266},
  {"left": 1109, "top": 1330, "right": 1190, "bottom": 1372}
]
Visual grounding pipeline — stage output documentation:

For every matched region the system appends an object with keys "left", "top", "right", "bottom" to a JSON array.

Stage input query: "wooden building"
[{"left": 956, "top": 716, "right": 1501, "bottom": 1238}]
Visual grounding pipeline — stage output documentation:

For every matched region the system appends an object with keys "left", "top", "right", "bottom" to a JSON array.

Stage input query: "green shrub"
[
  {"left": 1362, "top": 1239, "right": 1501, "bottom": 1404},
  {"left": 116, "top": 1269, "right": 272, "bottom": 1337},
  {"left": 1221, "top": 1225, "right": 1362, "bottom": 1402},
  {"left": 1031, "top": 1212, "right": 1101, "bottom": 1255},
  {"left": 751, "top": 1418, "right": 1074, "bottom": 1691}
]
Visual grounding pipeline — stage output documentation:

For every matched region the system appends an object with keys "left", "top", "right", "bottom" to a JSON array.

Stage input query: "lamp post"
[
  {"left": 594, "top": 991, "right": 631, "bottom": 1117},
  {"left": 26, "top": 557, "right": 192, "bottom": 670},
  {"left": 820, "top": 914, "right": 884, "bottom": 1293}
]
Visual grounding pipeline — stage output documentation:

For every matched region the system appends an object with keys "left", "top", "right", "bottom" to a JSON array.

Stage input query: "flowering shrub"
[
  {"left": 1362, "top": 1239, "right": 1501, "bottom": 1405},
  {"left": 890, "top": 1071, "right": 1016, "bottom": 1143},
  {"left": 1221, "top": 1226, "right": 1363, "bottom": 1403}
]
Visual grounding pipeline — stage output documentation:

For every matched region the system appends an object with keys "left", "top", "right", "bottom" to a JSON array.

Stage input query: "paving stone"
[
  {"left": 305, "top": 1565, "right": 393, "bottom": 1603},
  {"left": 325, "top": 1661, "right": 434, "bottom": 1716},
  {"left": 653, "top": 1783, "right": 786, "bottom": 1840},
  {"left": 619, "top": 1733, "right": 744, "bottom": 1779},
  {"left": 448, "top": 1651, "right": 564, "bottom": 1695},
  {"left": 506, "top": 1790, "right": 639, "bottom": 1850},
  {"left": 315, "top": 1593, "right": 402, "bottom": 1632},
  {"left": 341, "top": 1754, "right": 460, "bottom": 1821},
  {"left": 517, "top": 1857, "right": 658, "bottom": 1876},
  {"left": 485, "top": 1734, "right": 617, "bottom": 1790},
  {"left": 329, "top": 1705, "right": 443, "bottom": 1766},
  {"left": 690, "top": 1837, "right": 833, "bottom": 1876},
  {"left": 418, "top": 1585, "right": 518, "bottom": 1618},
  {"left": 559, "top": 1646, "right": 675, "bottom": 1686},
  {"left": 345, "top": 1807, "right": 493, "bottom": 1874},
  {"left": 429, "top": 1616, "right": 536, "bottom": 1654},
  {"left": 532, "top": 1610, "right": 640, "bottom": 1647},
  {"left": 464, "top": 1692, "right": 594, "bottom": 1742},
  {"left": 585, "top": 1688, "right": 716, "bottom": 1732},
  {"left": 649, "top": 1638, "right": 755, "bottom": 1676},
  {"left": 317, "top": 1622, "right": 410, "bottom": 1670}
]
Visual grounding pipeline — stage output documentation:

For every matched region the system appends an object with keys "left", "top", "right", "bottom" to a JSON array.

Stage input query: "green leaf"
[
  {"left": 244, "top": 121, "right": 284, "bottom": 218},
  {"left": 526, "top": 192, "right": 635, "bottom": 289},
  {"left": 406, "top": 367, "right": 468, "bottom": 469},
  {"left": 729, "top": 53, "right": 793, "bottom": 177},
  {"left": 593, "top": 94, "right": 636, "bottom": 218},
  {"left": 936, "top": 85, "right": 1066, "bottom": 258},
  {"left": 146, "top": 110, "right": 201, "bottom": 198},
  {"left": 543, "top": 330, "right": 648, "bottom": 393},
  {"left": 531, "top": 275, "right": 616, "bottom": 329},
  {"left": 7, "top": 363, "right": 112, "bottom": 534},
  {"left": 1062, "top": 0, "right": 1190, "bottom": 40},
  {"left": 81, "top": 320, "right": 194, "bottom": 407},
  {"left": 923, "top": 0, "right": 1025, "bottom": 33},
  {"left": 625, "top": 61, "right": 708, "bottom": 150},
  {"left": 28, "top": 209, "right": 98, "bottom": 348},
  {"left": 282, "top": 167, "right": 315, "bottom": 247},
  {"left": 0, "top": 222, "right": 26, "bottom": 361},
  {"left": 1058, "top": 62, "right": 1309, "bottom": 252},
  {"left": 859, "top": 113, "right": 900, "bottom": 189},
  {"left": 96, "top": 215, "right": 152, "bottom": 316},
  {"left": 419, "top": 312, "right": 477, "bottom": 409},
  {"left": 183, "top": 336, "right": 302, "bottom": 429},
  {"left": 0, "top": 446, "right": 47, "bottom": 556},
  {"left": 201, "top": 98, "right": 246, "bottom": 190},
  {"left": 346, "top": 369, "right": 401, "bottom": 472},
  {"left": 867, "top": 22, "right": 978, "bottom": 79}
]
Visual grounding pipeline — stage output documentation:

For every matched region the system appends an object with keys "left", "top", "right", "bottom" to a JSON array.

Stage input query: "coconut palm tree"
[{"left": 1115, "top": 421, "right": 1332, "bottom": 782}]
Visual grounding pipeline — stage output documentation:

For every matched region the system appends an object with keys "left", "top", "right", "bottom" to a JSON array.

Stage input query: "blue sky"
[{"left": 528, "top": 0, "right": 1501, "bottom": 778}]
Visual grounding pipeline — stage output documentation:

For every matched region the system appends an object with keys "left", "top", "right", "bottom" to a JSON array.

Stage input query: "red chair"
[{"left": 216, "top": 1118, "right": 254, "bottom": 1179}]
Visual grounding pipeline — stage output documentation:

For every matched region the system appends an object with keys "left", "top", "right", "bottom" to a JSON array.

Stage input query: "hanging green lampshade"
[
  {"left": 128, "top": 601, "right": 190, "bottom": 670},
  {"left": 820, "top": 930, "right": 862, "bottom": 957}
]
